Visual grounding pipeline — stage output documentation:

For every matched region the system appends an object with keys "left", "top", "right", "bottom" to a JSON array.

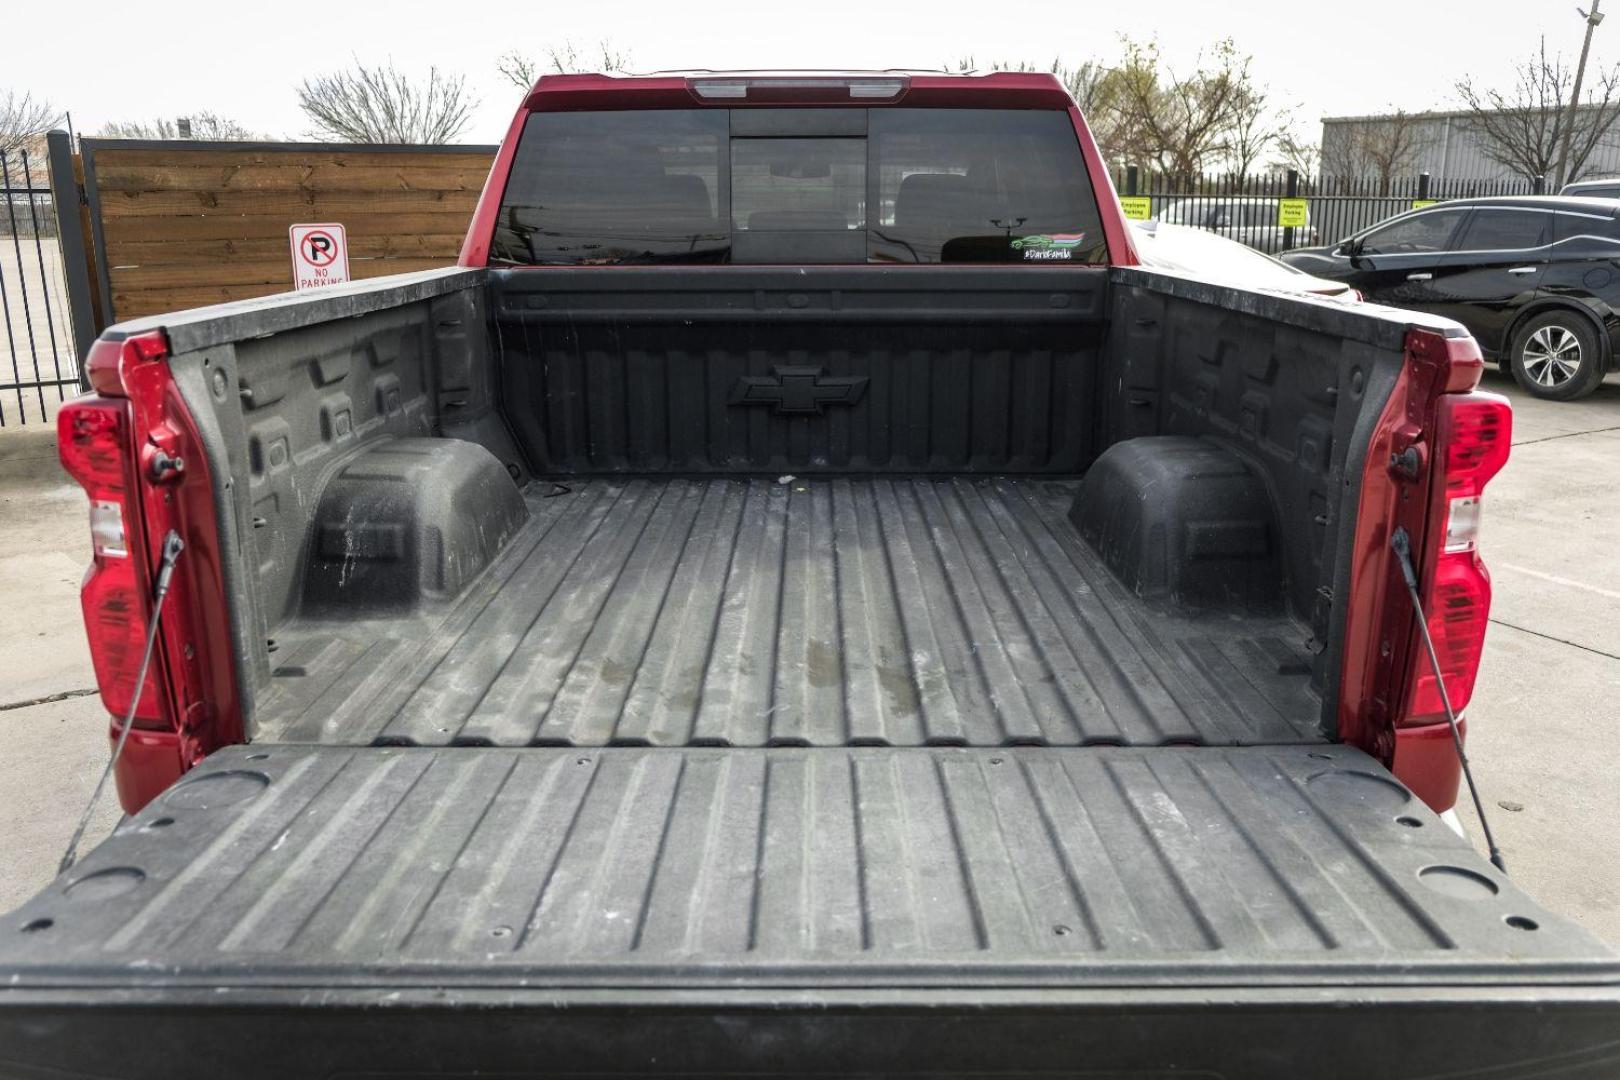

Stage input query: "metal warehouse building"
[{"left": 1320, "top": 105, "right": 1620, "bottom": 182}]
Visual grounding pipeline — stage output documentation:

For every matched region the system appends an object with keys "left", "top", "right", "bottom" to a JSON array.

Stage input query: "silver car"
[
  {"left": 1559, "top": 176, "right": 1620, "bottom": 198},
  {"left": 1154, "top": 196, "right": 1320, "bottom": 251}
]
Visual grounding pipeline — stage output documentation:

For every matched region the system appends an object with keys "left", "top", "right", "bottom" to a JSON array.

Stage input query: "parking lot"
[
  {"left": 1451, "top": 369, "right": 1620, "bottom": 945},
  {"left": 0, "top": 368, "right": 1616, "bottom": 943}
]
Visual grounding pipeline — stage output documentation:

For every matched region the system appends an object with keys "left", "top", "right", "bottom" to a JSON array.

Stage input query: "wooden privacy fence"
[{"left": 78, "top": 139, "right": 498, "bottom": 323}]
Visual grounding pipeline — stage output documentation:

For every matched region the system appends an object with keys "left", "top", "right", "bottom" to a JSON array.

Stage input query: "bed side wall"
[
  {"left": 1102, "top": 269, "right": 1410, "bottom": 710},
  {"left": 163, "top": 277, "right": 522, "bottom": 714}
]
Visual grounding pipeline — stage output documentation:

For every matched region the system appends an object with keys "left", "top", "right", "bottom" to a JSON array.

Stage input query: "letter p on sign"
[{"left": 290, "top": 223, "right": 351, "bottom": 291}]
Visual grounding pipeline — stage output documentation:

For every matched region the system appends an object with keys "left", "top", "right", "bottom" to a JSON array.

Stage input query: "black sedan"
[{"left": 1282, "top": 196, "right": 1620, "bottom": 400}]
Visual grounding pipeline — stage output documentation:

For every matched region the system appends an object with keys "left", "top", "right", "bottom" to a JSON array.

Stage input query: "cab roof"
[{"left": 521, "top": 70, "right": 1076, "bottom": 111}]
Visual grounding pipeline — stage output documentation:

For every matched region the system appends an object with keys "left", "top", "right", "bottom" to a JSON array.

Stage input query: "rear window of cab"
[{"left": 490, "top": 108, "right": 1108, "bottom": 266}]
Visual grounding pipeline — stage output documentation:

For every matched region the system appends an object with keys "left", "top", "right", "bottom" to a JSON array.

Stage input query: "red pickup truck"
[{"left": 2, "top": 70, "right": 1616, "bottom": 1079}]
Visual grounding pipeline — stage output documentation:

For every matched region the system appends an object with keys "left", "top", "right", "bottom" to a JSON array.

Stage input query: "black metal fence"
[
  {"left": 1112, "top": 169, "right": 1540, "bottom": 256},
  {"left": 1, "top": 145, "right": 83, "bottom": 426}
]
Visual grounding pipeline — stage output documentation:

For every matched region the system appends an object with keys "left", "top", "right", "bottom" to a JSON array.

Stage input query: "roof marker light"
[
  {"left": 690, "top": 80, "right": 748, "bottom": 99},
  {"left": 848, "top": 79, "right": 907, "bottom": 98},
  {"left": 688, "top": 77, "right": 908, "bottom": 103}
]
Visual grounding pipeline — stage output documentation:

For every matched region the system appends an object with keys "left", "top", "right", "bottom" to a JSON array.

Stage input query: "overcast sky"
[{"left": 7, "top": 0, "right": 1607, "bottom": 143}]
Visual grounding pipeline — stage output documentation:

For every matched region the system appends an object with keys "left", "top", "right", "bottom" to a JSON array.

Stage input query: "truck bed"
[
  {"left": 256, "top": 476, "right": 1323, "bottom": 749},
  {"left": 3, "top": 742, "right": 1616, "bottom": 1078}
]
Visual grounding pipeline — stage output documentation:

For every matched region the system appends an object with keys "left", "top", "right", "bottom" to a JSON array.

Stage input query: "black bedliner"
[
  {"left": 46, "top": 266, "right": 1618, "bottom": 1079},
  {"left": 7, "top": 742, "right": 1608, "bottom": 976},
  {"left": 1, "top": 743, "right": 1616, "bottom": 1078},
  {"left": 257, "top": 477, "right": 1322, "bottom": 748}
]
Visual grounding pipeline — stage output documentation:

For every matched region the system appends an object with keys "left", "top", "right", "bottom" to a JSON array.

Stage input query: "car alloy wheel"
[{"left": 1521, "top": 325, "right": 1583, "bottom": 388}]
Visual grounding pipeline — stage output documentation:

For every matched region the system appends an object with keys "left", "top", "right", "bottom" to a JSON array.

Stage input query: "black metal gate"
[{"left": 1, "top": 143, "right": 85, "bottom": 425}]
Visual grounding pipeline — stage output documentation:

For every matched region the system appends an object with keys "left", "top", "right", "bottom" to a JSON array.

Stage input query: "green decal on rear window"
[{"left": 1012, "top": 232, "right": 1086, "bottom": 260}]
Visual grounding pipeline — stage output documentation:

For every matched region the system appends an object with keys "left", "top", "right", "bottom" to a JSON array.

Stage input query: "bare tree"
[
  {"left": 1226, "top": 84, "right": 1284, "bottom": 175},
  {"left": 1321, "top": 111, "right": 1429, "bottom": 192},
  {"left": 299, "top": 60, "right": 476, "bottom": 144},
  {"left": 1457, "top": 36, "right": 1620, "bottom": 186},
  {"left": 498, "top": 40, "right": 633, "bottom": 89},
  {"left": 99, "top": 112, "right": 256, "bottom": 140},
  {"left": 497, "top": 52, "right": 540, "bottom": 90},
  {"left": 1104, "top": 38, "right": 1251, "bottom": 177},
  {"left": 1270, "top": 129, "right": 1322, "bottom": 175},
  {"left": 1319, "top": 121, "right": 1360, "bottom": 180},
  {"left": 0, "top": 90, "right": 61, "bottom": 156},
  {"left": 1359, "top": 112, "right": 1430, "bottom": 193}
]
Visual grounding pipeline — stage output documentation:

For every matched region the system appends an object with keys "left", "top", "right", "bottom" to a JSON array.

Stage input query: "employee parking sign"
[
  {"left": 1276, "top": 199, "right": 1310, "bottom": 228},
  {"left": 289, "top": 223, "right": 351, "bottom": 291},
  {"left": 1119, "top": 196, "right": 1153, "bottom": 221}
]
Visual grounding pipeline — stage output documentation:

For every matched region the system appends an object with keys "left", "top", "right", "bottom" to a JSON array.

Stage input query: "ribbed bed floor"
[
  {"left": 258, "top": 477, "right": 1324, "bottom": 748},
  {"left": 7, "top": 744, "right": 1601, "bottom": 978}
]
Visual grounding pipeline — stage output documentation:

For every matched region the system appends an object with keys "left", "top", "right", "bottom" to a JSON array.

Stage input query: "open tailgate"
[{"left": 1, "top": 744, "right": 1616, "bottom": 1079}]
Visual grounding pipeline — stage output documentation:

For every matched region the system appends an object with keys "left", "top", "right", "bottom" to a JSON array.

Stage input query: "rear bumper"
[{"left": 2, "top": 988, "right": 1619, "bottom": 1079}]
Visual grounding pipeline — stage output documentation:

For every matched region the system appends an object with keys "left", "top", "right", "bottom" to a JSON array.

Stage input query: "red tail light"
[
  {"left": 61, "top": 330, "right": 244, "bottom": 811},
  {"left": 1401, "top": 391, "right": 1512, "bottom": 724},
  {"left": 58, "top": 395, "right": 170, "bottom": 725},
  {"left": 1343, "top": 329, "right": 1504, "bottom": 812}
]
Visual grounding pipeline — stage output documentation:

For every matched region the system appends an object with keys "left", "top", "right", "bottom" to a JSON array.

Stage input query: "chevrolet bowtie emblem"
[{"left": 728, "top": 365, "right": 869, "bottom": 415}]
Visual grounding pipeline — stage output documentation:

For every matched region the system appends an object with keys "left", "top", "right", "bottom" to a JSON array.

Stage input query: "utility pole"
[{"left": 1557, "top": 1, "right": 1605, "bottom": 188}]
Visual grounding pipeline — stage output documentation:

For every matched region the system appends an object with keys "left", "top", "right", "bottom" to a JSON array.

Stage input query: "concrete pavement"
[
  {"left": 1451, "top": 369, "right": 1620, "bottom": 946},
  {"left": 0, "top": 375, "right": 1617, "bottom": 943},
  {"left": 0, "top": 423, "right": 118, "bottom": 912}
]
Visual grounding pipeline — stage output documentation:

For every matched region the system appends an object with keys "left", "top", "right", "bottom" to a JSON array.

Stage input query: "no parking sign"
[{"left": 289, "top": 223, "right": 350, "bottom": 291}]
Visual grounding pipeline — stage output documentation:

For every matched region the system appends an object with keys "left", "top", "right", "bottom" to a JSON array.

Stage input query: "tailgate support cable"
[
  {"left": 58, "top": 531, "right": 185, "bottom": 876},
  {"left": 1391, "top": 527, "right": 1508, "bottom": 874}
]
